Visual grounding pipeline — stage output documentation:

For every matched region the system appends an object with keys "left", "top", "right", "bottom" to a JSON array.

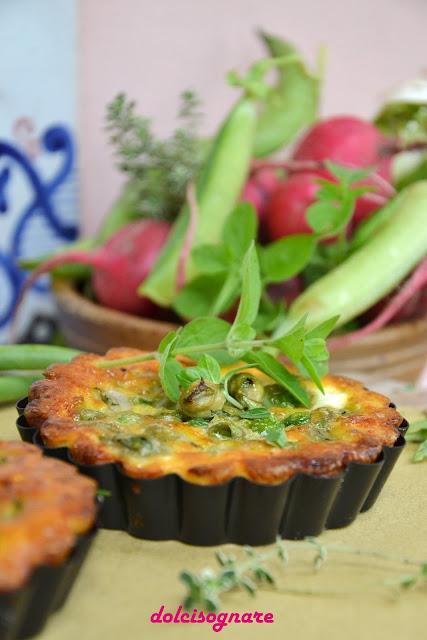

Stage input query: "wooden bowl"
[
  {"left": 53, "top": 279, "right": 427, "bottom": 382},
  {"left": 52, "top": 279, "right": 178, "bottom": 353}
]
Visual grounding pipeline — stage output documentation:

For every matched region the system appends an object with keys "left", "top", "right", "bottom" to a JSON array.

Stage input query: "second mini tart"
[{"left": 0, "top": 440, "right": 98, "bottom": 639}]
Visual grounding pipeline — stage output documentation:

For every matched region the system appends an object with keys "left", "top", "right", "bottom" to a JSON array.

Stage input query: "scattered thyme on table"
[{"left": 180, "top": 537, "right": 427, "bottom": 612}]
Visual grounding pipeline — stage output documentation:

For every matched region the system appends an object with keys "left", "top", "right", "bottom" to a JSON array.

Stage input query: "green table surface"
[{"left": 1, "top": 403, "right": 426, "bottom": 640}]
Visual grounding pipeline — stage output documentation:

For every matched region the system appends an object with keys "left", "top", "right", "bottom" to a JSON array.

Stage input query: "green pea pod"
[
  {"left": 253, "top": 31, "right": 320, "bottom": 158},
  {"left": 0, "top": 374, "right": 42, "bottom": 405},
  {"left": 140, "top": 97, "right": 258, "bottom": 307},
  {"left": 350, "top": 196, "right": 400, "bottom": 252},
  {"left": 288, "top": 181, "right": 427, "bottom": 328},
  {"left": 0, "top": 344, "right": 81, "bottom": 371}
]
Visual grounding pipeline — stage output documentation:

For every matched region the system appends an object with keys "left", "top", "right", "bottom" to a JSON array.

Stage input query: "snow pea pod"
[
  {"left": 140, "top": 97, "right": 258, "bottom": 307},
  {"left": 0, "top": 344, "right": 81, "bottom": 371},
  {"left": 253, "top": 31, "right": 320, "bottom": 158},
  {"left": 0, "top": 374, "right": 41, "bottom": 405}
]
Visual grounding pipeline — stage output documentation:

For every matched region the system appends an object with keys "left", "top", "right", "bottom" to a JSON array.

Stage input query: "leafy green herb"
[
  {"left": 240, "top": 407, "right": 271, "bottom": 420},
  {"left": 226, "top": 241, "right": 260, "bottom": 355},
  {"left": 406, "top": 419, "right": 427, "bottom": 463},
  {"left": 180, "top": 537, "right": 427, "bottom": 612},
  {"left": 159, "top": 332, "right": 184, "bottom": 403},
  {"left": 259, "top": 234, "right": 315, "bottom": 284},
  {"left": 96, "top": 489, "right": 112, "bottom": 498},
  {"left": 306, "top": 162, "right": 370, "bottom": 239},
  {"left": 274, "top": 315, "right": 339, "bottom": 393},
  {"left": 282, "top": 411, "right": 311, "bottom": 427},
  {"left": 264, "top": 423, "right": 291, "bottom": 448},
  {"left": 244, "top": 351, "right": 310, "bottom": 407},
  {"left": 177, "top": 354, "right": 221, "bottom": 388},
  {"left": 187, "top": 418, "right": 211, "bottom": 428},
  {"left": 106, "top": 91, "right": 204, "bottom": 221},
  {"left": 98, "top": 244, "right": 337, "bottom": 407},
  {"left": 414, "top": 439, "right": 427, "bottom": 463}
]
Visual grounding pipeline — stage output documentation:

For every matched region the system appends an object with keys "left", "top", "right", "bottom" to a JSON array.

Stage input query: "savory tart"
[
  {"left": 24, "top": 348, "right": 404, "bottom": 486},
  {"left": 0, "top": 440, "right": 97, "bottom": 593}
]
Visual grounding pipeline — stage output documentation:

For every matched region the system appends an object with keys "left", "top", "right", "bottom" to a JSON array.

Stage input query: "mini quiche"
[
  {"left": 24, "top": 348, "right": 404, "bottom": 486},
  {"left": 0, "top": 440, "right": 97, "bottom": 593}
]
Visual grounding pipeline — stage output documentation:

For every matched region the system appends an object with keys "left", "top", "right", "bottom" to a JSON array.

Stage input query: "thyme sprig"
[
  {"left": 180, "top": 537, "right": 427, "bottom": 611},
  {"left": 106, "top": 91, "right": 204, "bottom": 221}
]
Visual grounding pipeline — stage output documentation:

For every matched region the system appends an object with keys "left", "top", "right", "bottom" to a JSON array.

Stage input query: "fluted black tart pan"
[
  {"left": 16, "top": 398, "right": 407, "bottom": 547},
  {"left": 0, "top": 525, "right": 97, "bottom": 640}
]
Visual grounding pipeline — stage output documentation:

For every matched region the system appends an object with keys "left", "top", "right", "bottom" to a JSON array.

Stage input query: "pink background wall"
[{"left": 79, "top": 0, "right": 427, "bottom": 234}]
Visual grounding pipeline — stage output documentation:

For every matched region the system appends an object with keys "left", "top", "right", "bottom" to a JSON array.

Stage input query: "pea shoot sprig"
[
  {"left": 98, "top": 242, "right": 339, "bottom": 410},
  {"left": 405, "top": 419, "right": 427, "bottom": 462},
  {"left": 180, "top": 537, "right": 427, "bottom": 612}
]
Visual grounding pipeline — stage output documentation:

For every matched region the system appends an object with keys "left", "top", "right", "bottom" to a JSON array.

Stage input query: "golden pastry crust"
[
  {"left": 25, "top": 348, "right": 404, "bottom": 486},
  {"left": 0, "top": 440, "right": 97, "bottom": 593}
]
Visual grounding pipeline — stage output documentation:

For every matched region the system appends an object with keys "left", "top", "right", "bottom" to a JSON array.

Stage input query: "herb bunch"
[
  {"left": 98, "top": 241, "right": 338, "bottom": 410},
  {"left": 106, "top": 91, "right": 204, "bottom": 221},
  {"left": 180, "top": 536, "right": 427, "bottom": 611}
]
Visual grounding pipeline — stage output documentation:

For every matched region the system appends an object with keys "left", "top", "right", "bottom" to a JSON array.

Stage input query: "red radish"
[
  {"left": 265, "top": 171, "right": 323, "bottom": 240},
  {"left": 292, "top": 116, "right": 392, "bottom": 180},
  {"left": 362, "top": 282, "right": 427, "bottom": 324},
  {"left": 241, "top": 168, "right": 280, "bottom": 222},
  {"left": 17, "top": 220, "right": 171, "bottom": 315},
  {"left": 265, "top": 167, "right": 394, "bottom": 241}
]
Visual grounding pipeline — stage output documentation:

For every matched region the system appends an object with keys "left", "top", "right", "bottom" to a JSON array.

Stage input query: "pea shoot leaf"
[
  {"left": 159, "top": 332, "right": 183, "bottom": 402},
  {"left": 273, "top": 315, "right": 338, "bottom": 393},
  {"left": 176, "top": 354, "right": 221, "bottom": 387},
  {"left": 264, "top": 423, "right": 292, "bottom": 449},
  {"left": 174, "top": 273, "right": 239, "bottom": 319},
  {"left": 173, "top": 317, "right": 232, "bottom": 364},
  {"left": 405, "top": 419, "right": 427, "bottom": 440},
  {"left": 177, "top": 367, "right": 202, "bottom": 387},
  {"left": 306, "top": 163, "right": 372, "bottom": 239},
  {"left": 226, "top": 202, "right": 258, "bottom": 259},
  {"left": 190, "top": 245, "right": 229, "bottom": 274},
  {"left": 244, "top": 350, "right": 310, "bottom": 408},
  {"left": 413, "top": 440, "right": 427, "bottom": 463},
  {"left": 306, "top": 315, "right": 340, "bottom": 340},
  {"left": 325, "top": 161, "right": 372, "bottom": 187},
  {"left": 198, "top": 354, "right": 222, "bottom": 383},
  {"left": 259, "top": 234, "right": 315, "bottom": 284},
  {"left": 227, "top": 242, "right": 261, "bottom": 354},
  {"left": 253, "top": 297, "right": 286, "bottom": 334}
]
